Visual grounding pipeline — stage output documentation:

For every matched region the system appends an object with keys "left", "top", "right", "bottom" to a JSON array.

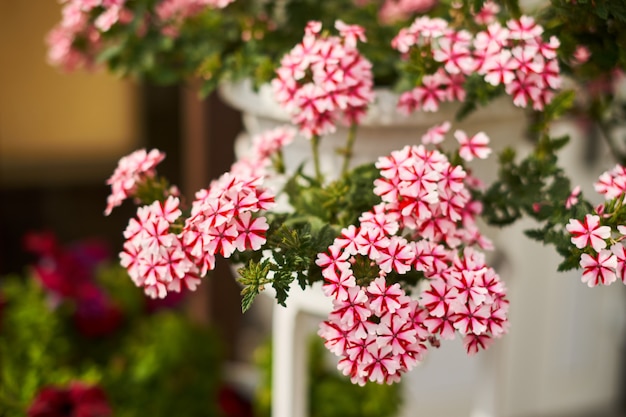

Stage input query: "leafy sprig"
[{"left": 235, "top": 161, "right": 381, "bottom": 312}]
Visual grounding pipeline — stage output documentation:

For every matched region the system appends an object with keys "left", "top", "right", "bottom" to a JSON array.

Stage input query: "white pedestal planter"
[
  {"left": 222, "top": 80, "right": 523, "bottom": 180},
  {"left": 220, "top": 80, "right": 626, "bottom": 417}
]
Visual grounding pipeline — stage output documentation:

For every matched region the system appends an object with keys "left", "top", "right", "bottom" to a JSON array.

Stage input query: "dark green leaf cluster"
[
  {"left": 0, "top": 277, "right": 74, "bottom": 415},
  {"left": 478, "top": 130, "right": 597, "bottom": 271},
  {"left": 101, "top": 6, "right": 241, "bottom": 84},
  {"left": 234, "top": 163, "right": 382, "bottom": 312},
  {"left": 235, "top": 220, "right": 339, "bottom": 312},
  {"left": 540, "top": 0, "right": 626, "bottom": 81},
  {"left": 238, "top": 259, "right": 272, "bottom": 313},
  {"left": 455, "top": 75, "right": 506, "bottom": 121}
]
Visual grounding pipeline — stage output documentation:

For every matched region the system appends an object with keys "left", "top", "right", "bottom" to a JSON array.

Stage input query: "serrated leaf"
[
  {"left": 237, "top": 260, "right": 271, "bottom": 313},
  {"left": 272, "top": 271, "right": 294, "bottom": 307},
  {"left": 524, "top": 229, "right": 545, "bottom": 242},
  {"left": 240, "top": 287, "right": 259, "bottom": 314}
]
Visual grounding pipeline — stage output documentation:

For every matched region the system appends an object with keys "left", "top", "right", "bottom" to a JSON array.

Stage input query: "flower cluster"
[
  {"left": 106, "top": 114, "right": 510, "bottom": 386},
  {"left": 393, "top": 13, "right": 561, "bottom": 113},
  {"left": 272, "top": 21, "right": 375, "bottom": 139},
  {"left": 118, "top": 173, "right": 274, "bottom": 300},
  {"left": 46, "top": 0, "right": 134, "bottom": 71},
  {"left": 317, "top": 133, "right": 508, "bottom": 385},
  {"left": 46, "top": 0, "right": 233, "bottom": 71},
  {"left": 111, "top": 127, "right": 296, "bottom": 299},
  {"left": 566, "top": 165, "right": 626, "bottom": 287}
]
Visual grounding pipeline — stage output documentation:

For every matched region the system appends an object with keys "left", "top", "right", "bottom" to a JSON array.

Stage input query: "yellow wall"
[{"left": 0, "top": 1, "right": 140, "bottom": 185}]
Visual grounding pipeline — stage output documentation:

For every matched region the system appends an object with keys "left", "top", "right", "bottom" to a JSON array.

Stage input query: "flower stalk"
[
  {"left": 311, "top": 134, "right": 323, "bottom": 183},
  {"left": 341, "top": 123, "right": 358, "bottom": 177}
]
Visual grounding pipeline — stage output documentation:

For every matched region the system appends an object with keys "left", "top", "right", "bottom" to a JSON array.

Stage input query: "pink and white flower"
[
  {"left": 455, "top": 130, "right": 492, "bottom": 161},
  {"left": 580, "top": 250, "right": 618, "bottom": 287},
  {"left": 566, "top": 214, "right": 611, "bottom": 252},
  {"left": 105, "top": 149, "right": 166, "bottom": 215},
  {"left": 272, "top": 20, "right": 374, "bottom": 139}
]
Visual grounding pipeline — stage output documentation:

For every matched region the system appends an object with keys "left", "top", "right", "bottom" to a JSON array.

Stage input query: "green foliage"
[
  {"left": 58, "top": 0, "right": 565, "bottom": 97},
  {"left": 238, "top": 259, "right": 272, "bottom": 313},
  {"left": 530, "top": 90, "right": 577, "bottom": 134},
  {"left": 478, "top": 131, "right": 601, "bottom": 271},
  {"left": 104, "top": 311, "right": 222, "bottom": 417},
  {"left": 254, "top": 337, "right": 402, "bottom": 417},
  {"left": 0, "top": 277, "right": 79, "bottom": 415},
  {"left": 455, "top": 75, "right": 505, "bottom": 121},
  {"left": 480, "top": 133, "right": 569, "bottom": 224},
  {"left": 541, "top": 0, "right": 626, "bottom": 80},
  {"left": 0, "top": 266, "right": 222, "bottom": 417},
  {"left": 234, "top": 162, "right": 381, "bottom": 312},
  {"left": 62, "top": 0, "right": 458, "bottom": 92}
]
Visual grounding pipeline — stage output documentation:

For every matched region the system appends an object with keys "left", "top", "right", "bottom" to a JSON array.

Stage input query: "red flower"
[
  {"left": 218, "top": 385, "right": 254, "bottom": 417},
  {"left": 73, "top": 285, "right": 123, "bottom": 338},
  {"left": 27, "top": 382, "right": 112, "bottom": 417},
  {"left": 22, "top": 231, "right": 111, "bottom": 299}
]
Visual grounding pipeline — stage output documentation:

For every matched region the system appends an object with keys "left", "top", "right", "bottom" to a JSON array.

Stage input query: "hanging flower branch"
[{"left": 44, "top": 0, "right": 626, "bottom": 386}]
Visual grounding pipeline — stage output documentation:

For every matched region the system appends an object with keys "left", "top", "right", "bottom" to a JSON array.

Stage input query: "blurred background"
[
  {"left": 2, "top": 2, "right": 626, "bottom": 417},
  {"left": 0, "top": 1, "right": 246, "bottom": 340}
]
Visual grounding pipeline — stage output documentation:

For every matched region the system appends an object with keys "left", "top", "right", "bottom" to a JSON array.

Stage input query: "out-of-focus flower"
[
  {"left": 23, "top": 231, "right": 110, "bottom": 299},
  {"left": 27, "top": 382, "right": 112, "bottom": 417}
]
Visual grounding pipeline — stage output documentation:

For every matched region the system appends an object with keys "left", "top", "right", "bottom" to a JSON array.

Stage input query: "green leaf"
[
  {"left": 237, "top": 260, "right": 272, "bottom": 313},
  {"left": 271, "top": 270, "right": 294, "bottom": 307}
]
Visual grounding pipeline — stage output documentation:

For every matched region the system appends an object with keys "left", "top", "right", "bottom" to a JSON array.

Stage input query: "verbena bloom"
[
  {"left": 73, "top": 285, "right": 123, "bottom": 338},
  {"left": 110, "top": 147, "right": 275, "bottom": 299},
  {"left": 611, "top": 243, "right": 626, "bottom": 283},
  {"left": 272, "top": 20, "right": 374, "bottom": 138},
  {"left": 566, "top": 214, "right": 611, "bottom": 252},
  {"left": 569, "top": 166, "right": 626, "bottom": 288},
  {"left": 565, "top": 185, "right": 581, "bottom": 209},
  {"left": 23, "top": 231, "right": 111, "bottom": 300},
  {"left": 580, "top": 250, "right": 618, "bottom": 287},
  {"left": 473, "top": 0, "right": 500, "bottom": 25},
  {"left": 572, "top": 45, "right": 592, "bottom": 66},
  {"left": 594, "top": 164, "right": 626, "bottom": 199},
  {"left": 394, "top": 14, "right": 561, "bottom": 113},
  {"left": 28, "top": 382, "right": 112, "bottom": 417},
  {"left": 454, "top": 130, "right": 492, "bottom": 161},
  {"left": 378, "top": 0, "right": 438, "bottom": 24},
  {"left": 105, "top": 149, "right": 166, "bottom": 215},
  {"left": 47, "top": 0, "right": 135, "bottom": 71},
  {"left": 156, "top": 0, "right": 236, "bottom": 22}
]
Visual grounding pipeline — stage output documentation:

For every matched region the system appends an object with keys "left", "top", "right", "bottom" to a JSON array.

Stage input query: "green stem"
[
  {"left": 341, "top": 124, "right": 358, "bottom": 177},
  {"left": 609, "top": 194, "right": 625, "bottom": 223},
  {"left": 311, "top": 135, "right": 322, "bottom": 183},
  {"left": 273, "top": 149, "right": 286, "bottom": 174}
]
